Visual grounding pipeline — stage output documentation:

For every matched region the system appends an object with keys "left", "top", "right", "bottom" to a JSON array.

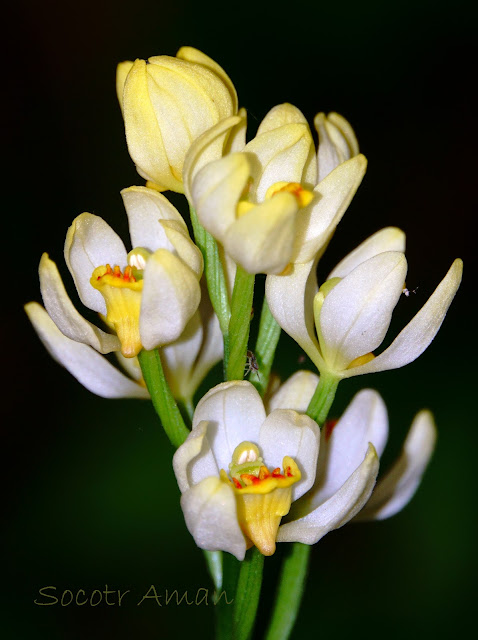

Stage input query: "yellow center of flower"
[
  {"left": 90, "top": 263, "right": 144, "bottom": 358},
  {"left": 264, "top": 181, "right": 314, "bottom": 207},
  {"left": 236, "top": 181, "right": 314, "bottom": 219},
  {"left": 220, "top": 441, "right": 301, "bottom": 556}
]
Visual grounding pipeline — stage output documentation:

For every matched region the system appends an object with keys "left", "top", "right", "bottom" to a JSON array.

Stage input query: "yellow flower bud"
[{"left": 117, "top": 48, "right": 238, "bottom": 193}]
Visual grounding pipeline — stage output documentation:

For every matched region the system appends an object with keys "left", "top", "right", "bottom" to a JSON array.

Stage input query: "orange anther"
[
  {"left": 285, "top": 466, "right": 293, "bottom": 477},
  {"left": 240, "top": 474, "right": 261, "bottom": 486},
  {"left": 233, "top": 477, "right": 242, "bottom": 489},
  {"left": 259, "top": 466, "right": 270, "bottom": 480},
  {"left": 271, "top": 468, "right": 283, "bottom": 478},
  {"left": 113, "top": 265, "right": 121, "bottom": 277}
]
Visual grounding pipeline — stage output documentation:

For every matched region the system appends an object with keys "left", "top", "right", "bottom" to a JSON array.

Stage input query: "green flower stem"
[
  {"left": 227, "top": 265, "right": 255, "bottom": 381},
  {"left": 189, "top": 207, "right": 231, "bottom": 369},
  {"left": 264, "top": 372, "right": 340, "bottom": 640},
  {"left": 264, "top": 543, "right": 310, "bottom": 640},
  {"left": 306, "top": 372, "right": 340, "bottom": 426},
  {"left": 251, "top": 298, "right": 281, "bottom": 396},
  {"left": 216, "top": 554, "right": 240, "bottom": 639},
  {"left": 233, "top": 548, "right": 265, "bottom": 640},
  {"left": 137, "top": 349, "right": 189, "bottom": 448},
  {"left": 217, "top": 549, "right": 264, "bottom": 640}
]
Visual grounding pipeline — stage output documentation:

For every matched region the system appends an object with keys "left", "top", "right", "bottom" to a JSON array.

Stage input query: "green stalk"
[
  {"left": 233, "top": 548, "right": 264, "bottom": 640},
  {"left": 227, "top": 265, "right": 255, "bottom": 381},
  {"left": 137, "top": 349, "right": 189, "bottom": 448},
  {"left": 264, "top": 372, "right": 339, "bottom": 640},
  {"left": 264, "top": 543, "right": 310, "bottom": 640},
  {"left": 250, "top": 297, "right": 281, "bottom": 396},
  {"left": 217, "top": 549, "right": 264, "bottom": 640},
  {"left": 189, "top": 207, "right": 231, "bottom": 368},
  {"left": 306, "top": 372, "right": 339, "bottom": 426}
]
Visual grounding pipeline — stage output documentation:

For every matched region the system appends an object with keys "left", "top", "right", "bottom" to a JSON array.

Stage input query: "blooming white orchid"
[
  {"left": 173, "top": 380, "right": 320, "bottom": 559},
  {"left": 117, "top": 47, "right": 238, "bottom": 193},
  {"left": 183, "top": 103, "right": 365, "bottom": 275},
  {"left": 26, "top": 186, "right": 203, "bottom": 398},
  {"left": 269, "top": 371, "right": 437, "bottom": 541},
  {"left": 267, "top": 227, "right": 463, "bottom": 379},
  {"left": 173, "top": 374, "right": 436, "bottom": 558}
]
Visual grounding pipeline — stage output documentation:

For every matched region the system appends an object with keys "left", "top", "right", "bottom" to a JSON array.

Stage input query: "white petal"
[
  {"left": 161, "top": 311, "right": 204, "bottom": 400},
  {"left": 176, "top": 46, "right": 238, "bottom": 113},
  {"left": 224, "top": 192, "right": 298, "bottom": 274},
  {"left": 309, "top": 389, "right": 388, "bottom": 508},
  {"left": 343, "top": 259, "right": 463, "bottom": 377},
  {"left": 259, "top": 409, "right": 320, "bottom": 501},
  {"left": 315, "top": 112, "right": 359, "bottom": 183},
  {"left": 266, "top": 260, "right": 323, "bottom": 369},
  {"left": 328, "top": 227, "right": 406, "bottom": 279},
  {"left": 292, "top": 155, "right": 367, "bottom": 264},
  {"left": 256, "top": 103, "right": 309, "bottom": 134},
  {"left": 64, "top": 213, "right": 128, "bottom": 314},
  {"left": 159, "top": 220, "right": 204, "bottom": 277},
  {"left": 356, "top": 411, "right": 437, "bottom": 520},
  {"left": 39, "top": 253, "right": 120, "bottom": 353},
  {"left": 319, "top": 252, "right": 407, "bottom": 372},
  {"left": 180, "top": 476, "right": 246, "bottom": 560},
  {"left": 245, "top": 123, "right": 313, "bottom": 201},
  {"left": 184, "top": 294, "right": 224, "bottom": 397},
  {"left": 267, "top": 370, "right": 320, "bottom": 413},
  {"left": 140, "top": 249, "right": 201, "bottom": 348},
  {"left": 121, "top": 186, "right": 187, "bottom": 253},
  {"left": 192, "top": 381, "right": 266, "bottom": 472},
  {"left": 277, "top": 444, "right": 379, "bottom": 544},
  {"left": 183, "top": 114, "right": 244, "bottom": 201},
  {"left": 25, "top": 303, "right": 148, "bottom": 398},
  {"left": 192, "top": 153, "right": 250, "bottom": 243},
  {"left": 173, "top": 421, "right": 219, "bottom": 493},
  {"left": 223, "top": 107, "right": 247, "bottom": 154}
]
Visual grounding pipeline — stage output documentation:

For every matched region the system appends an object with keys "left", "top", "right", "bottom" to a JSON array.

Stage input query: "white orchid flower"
[
  {"left": 183, "top": 103, "right": 366, "bottom": 275},
  {"left": 267, "top": 227, "right": 463, "bottom": 379},
  {"left": 117, "top": 47, "right": 238, "bottom": 193},
  {"left": 268, "top": 371, "right": 437, "bottom": 543},
  {"left": 26, "top": 186, "right": 203, "bottom": 398},
  {"left": 173, "top": 381, "right": 321, "bottom": 559}
]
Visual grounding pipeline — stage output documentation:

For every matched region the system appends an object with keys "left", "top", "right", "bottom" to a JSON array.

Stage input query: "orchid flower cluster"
[{"left": 26, "top": 46, "right": 462, "bottom": 638}]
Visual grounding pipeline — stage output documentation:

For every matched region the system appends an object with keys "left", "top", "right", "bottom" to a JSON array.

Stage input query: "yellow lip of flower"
[
  {"left": 220, "top": 441, "right": 301, "bottom": 556},
  {"left": 265, "top": 181, "right": 314, "bottom": 207},
  {"left": 91, "top": 264, "right": 144, "bottom": 358}
]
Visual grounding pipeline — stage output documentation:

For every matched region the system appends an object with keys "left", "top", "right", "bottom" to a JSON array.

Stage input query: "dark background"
[{"left": 4, "top": 0, "right": 476, "bottom": 638}]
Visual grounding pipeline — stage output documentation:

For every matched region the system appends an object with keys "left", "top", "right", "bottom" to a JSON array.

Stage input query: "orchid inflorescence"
[{"left": 25, "top": 46, "right": 463, "bottom": 639}]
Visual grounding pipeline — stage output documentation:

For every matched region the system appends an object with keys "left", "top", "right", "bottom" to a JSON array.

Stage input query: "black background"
[{"left": 4, "top": 0, "right": 477, "bottom": 638}]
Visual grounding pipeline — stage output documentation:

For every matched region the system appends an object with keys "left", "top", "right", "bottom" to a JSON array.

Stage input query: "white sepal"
[
  {"left": 267, "top": 370, "right": 320, "bottom": 414},
  {"left": 328, "top": 227, "right": 406, "bottom": 279},
  {"left": 318, "top": 252, "right": 407, "bottom": 371},
  {"left": 139, "top": 249, "right": 201, "bottom": 348},
  {"left": 192, "top": 381, "right": 266, "bottom": 473},
  {"left": 309, "top": 390, "right": 388, "bottom": 508},
  {"left": 259, "top": 409, "right": 320, "bottom": 501},
  {"left": 64, "top": 213, "right": 127, "bottom": 315},
  {"left": 356, "top": 410, "right": 437, "bottom": 520},
  {"left": 343, "top": 259, "right": 463, "bottom": 377},
  {"left": 121, "top": 186, "right": 188, "bottom": 253},
  {"left": 173, "top": 421, "right": 218, "bottom": 493},
  {"left": 25, "top": 303, "right": 148, "bottom": 399},
  {"left": 277, "top": 444, "right": 379, "bottom": 544},
  {"left": 180, "top": 477, "right": 246, "bottom": 560},
  {"left": 39, "top": 253, "right": 120, "bottom": 353}
]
